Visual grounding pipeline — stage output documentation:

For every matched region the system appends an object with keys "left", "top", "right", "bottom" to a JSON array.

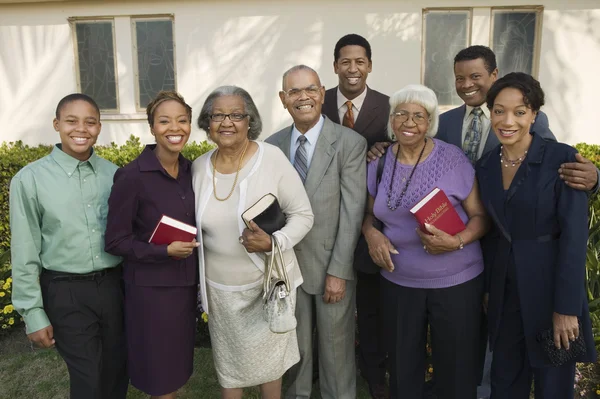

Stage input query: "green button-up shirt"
[{"left": 10, "top": 145, "right": 122, "bottom": 333}]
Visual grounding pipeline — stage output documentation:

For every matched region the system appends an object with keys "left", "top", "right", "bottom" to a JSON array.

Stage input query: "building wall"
[{"left": 0, "top": 0, "right": 599, "bottom": 146}]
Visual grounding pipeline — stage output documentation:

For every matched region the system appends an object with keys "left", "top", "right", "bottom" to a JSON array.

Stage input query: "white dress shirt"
[
  {"left": 336, "top": 86, "right": 368, "bottom": 124},
  {"left": 289, "top": 115, "right": 325, "bottom": 169},
  {"left": 461, "top": 104, "right": 491, "bottom": 160}
]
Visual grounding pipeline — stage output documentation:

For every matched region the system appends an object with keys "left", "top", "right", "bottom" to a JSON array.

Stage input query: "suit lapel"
[
  {"left": 304, "top": 118, "right": 336, "bottom": 197},
  {"left": 483, "top": 126, "right": 499, "bottom": 155},
  {"left": 506, "top": 133, "right": 543, "bottom": 205},
  {"left": 353, "top": 87, "right": 378, "bottom": 133},
  {"left": 448, "top": 104, "right": 466, "bottom": 148},
  {"left": 323, "top": 89, "right": 340, "bottom": 124},
  {"left": 280, "top": 127, "right": 292, "bottom": 159},
  {"left": 479, "top": 149, "right": 511, "bottom": 242}
]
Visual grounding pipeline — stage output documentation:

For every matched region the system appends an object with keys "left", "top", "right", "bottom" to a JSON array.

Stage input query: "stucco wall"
[{"left": 0, "top": 0, "right": 599, "bottom": 145}]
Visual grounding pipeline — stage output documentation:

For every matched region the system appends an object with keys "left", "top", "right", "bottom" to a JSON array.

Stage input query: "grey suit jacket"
[
  {"left": 266, "top": 116, "right": 367, "bottom": 294},
  {"left": 436, "top": 104, "right": 556, "bottom": 154},
  {"left": 322, "top": 86, "right": 390, "bottom": 147}
]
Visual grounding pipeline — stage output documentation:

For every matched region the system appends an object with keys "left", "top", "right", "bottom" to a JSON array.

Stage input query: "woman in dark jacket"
[
  {"left": 105, "top": 91, "right": 198, "bottom": 399},
  {"left": 476, "top": 72, "right": 596, "bottom": 399}
]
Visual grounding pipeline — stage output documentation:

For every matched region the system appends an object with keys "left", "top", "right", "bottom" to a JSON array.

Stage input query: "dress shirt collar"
[
  {"left": 137, "top": 144, "right": 190, "bottom": 174},
  {"left": 51, "top": 144, "right": 99, "bottom": 177},
  {"left": 291, "top": 115, "right": 325, "bottom": 147},
  {"left": 336, "top": 86, "right": 368, "bottom": 112},
  {"left": 465, "top": 104, "right": 490, "bottom": 121}
]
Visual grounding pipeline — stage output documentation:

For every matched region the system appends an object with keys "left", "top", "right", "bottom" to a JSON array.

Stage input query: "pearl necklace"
[{"left": 500, "top": 145, "right": 527, "bottom": 168}]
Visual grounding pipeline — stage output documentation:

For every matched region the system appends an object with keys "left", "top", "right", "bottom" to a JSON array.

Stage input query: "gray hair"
[
  {"left": 281, "top": 65, "right": 321, "bottom": 90},
  {"left": 197, "top": 86, "right": 263, "bottom": 140},
  {"left": 388, "top": 84, "right": 439, "bottom": 139}
]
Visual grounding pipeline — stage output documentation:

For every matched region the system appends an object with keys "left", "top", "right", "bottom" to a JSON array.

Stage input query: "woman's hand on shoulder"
[
  {"left": 417, "top": 223, "right": 461, "bottom": 255},
  {"left": 364, "top": 228, "right": 397, "bottom": 272},
  {"left": 167, "top": 239, "right": 200, "bottom": 258},
  {"left": 240, "top": 220, "right": 272, "bottom": 253}
]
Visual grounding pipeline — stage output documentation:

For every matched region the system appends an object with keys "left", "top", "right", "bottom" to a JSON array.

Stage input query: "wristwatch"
[{"left": 456, "top": 234, "right": 464, "bottom": 250}]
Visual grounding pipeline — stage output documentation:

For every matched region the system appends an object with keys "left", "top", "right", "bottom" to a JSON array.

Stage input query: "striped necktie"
[
  {"left": 343, "top": 100, "right": 354, "bottom": 129},
  {"left": 463, "top": 107, "right": 483, "bottom": 163},
  {"left": 294, "top": 135, "right": 308, "bottom": 183}
]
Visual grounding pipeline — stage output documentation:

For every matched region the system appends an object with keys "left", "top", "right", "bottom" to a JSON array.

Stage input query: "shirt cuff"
[{"left": 24, "top": 308, "right": 51, "bottom": 334}]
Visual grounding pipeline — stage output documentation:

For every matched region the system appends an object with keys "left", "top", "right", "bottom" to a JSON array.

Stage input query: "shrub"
[{"left": 0, "top": 136, "right": 214, "bottom": 334}]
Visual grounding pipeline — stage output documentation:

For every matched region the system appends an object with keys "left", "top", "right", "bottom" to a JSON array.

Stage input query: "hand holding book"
[
  {"left": 240, "top": 220, "right": 273, "bottom": 253},
  {"left": 416, "top": 223, "right": 463, "bottom": 255},
  {"left": 167, "top": 240, "right": 200, "bottom": 259}
]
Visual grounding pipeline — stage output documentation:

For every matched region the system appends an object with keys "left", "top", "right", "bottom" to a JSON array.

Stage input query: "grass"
[{"left": 0, "top": 330, "right": 370, "bottom": 398}]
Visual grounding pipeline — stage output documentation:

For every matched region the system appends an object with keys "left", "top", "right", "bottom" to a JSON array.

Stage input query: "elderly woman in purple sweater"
[{"left": 363, "top": 84, "right": 490, "bottom": 399}]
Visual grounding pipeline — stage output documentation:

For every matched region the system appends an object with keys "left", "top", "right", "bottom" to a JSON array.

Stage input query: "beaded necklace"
[{"left": 387, "top": 138, "right": 428, "bottom": 211}]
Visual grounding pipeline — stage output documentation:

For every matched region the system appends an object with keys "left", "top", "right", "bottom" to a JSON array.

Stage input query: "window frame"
[
  {"left": 421, "top": 8, "right": 473, "bottom": 110},
  {"left": 69, "top": 17, "right": 120, "bottom": 113},
  {"left": 131, "top": 15, "right": 177, "bottom": 112},
  {"left": 490, "top": 6, "right": 544, "bottom": 78}
]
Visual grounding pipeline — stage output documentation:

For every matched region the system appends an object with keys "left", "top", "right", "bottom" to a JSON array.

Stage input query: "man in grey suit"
[
  {"left": 322, "top": 33, "right": 390, "bottom": 399},
  {"left": 266, "top": 65, "right": 367, "bottom": 399}
]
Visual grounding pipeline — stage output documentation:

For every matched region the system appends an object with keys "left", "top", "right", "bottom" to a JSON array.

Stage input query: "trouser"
[
  {"left": 381, "top": 274, "right": 483, "bottom": 399},
  {"left": 356, "top": 270, "right": 387, "bottom": 391},
  {"left": 491, "top": 271, "right": 576, "bottom": 399},
  {"left": 40, "top": 267, "right": 128, "bottom": 399},
  {"left": 285, "top": 284, "right": 357, "bottom": 399}
]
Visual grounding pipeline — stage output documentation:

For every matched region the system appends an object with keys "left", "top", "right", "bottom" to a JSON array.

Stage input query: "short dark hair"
[
  {"left": 197, "top": 86, "right": 263, "bottom": 140},
  {"left": 334, "top": 34, "right": 372, "bottom": 62},
  {"left": 454, "top": 45, "right": 497, "bottom": 74},
  {"left": 55, "top": 93, "right": 100, "bottom": 119},
  {"left": 146, "top": 90, "right": 192, "bottom": 127},
  {"left": 486, "top": 72, "right": 545, "bottom": 112}
]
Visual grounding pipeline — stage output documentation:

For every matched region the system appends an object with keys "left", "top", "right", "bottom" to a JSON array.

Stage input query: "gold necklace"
[{"left": 212, "top": 140, "right": 250, "bottom": 201}]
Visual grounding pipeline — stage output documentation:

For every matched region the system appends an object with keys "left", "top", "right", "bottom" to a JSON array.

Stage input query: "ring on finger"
[{"left": 239, "top": 237, "right": 244, "bottom": 244}]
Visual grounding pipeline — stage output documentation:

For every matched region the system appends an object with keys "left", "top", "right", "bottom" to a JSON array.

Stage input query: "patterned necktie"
[
  {"left": 463, "top": 107, "right": 484, "bottom": 163},
  {"left": 294, "top": 135, "right": 308, "bottom": 183},
  {"left": 342, "top": 100, "right": 354, "bottom": 129}
]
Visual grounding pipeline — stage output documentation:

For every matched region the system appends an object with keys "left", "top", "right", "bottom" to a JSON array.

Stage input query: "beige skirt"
[{"left": 207, "top": 282, "right": 300, "bottom": 388}]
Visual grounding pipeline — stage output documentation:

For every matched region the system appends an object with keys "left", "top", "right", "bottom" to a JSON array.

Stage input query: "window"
[
  {"left": 491, "top": 8, "right": 542, "bottom": 77},
  {"left": 73, "top": 20, "right": 118, "bottom": 111},
  {"left": 70, "top": 15, "right": 176, "bottom": 115},
  {"left": 422, "top": 7, "right": 543, "bottom": 107},
  {"left": 422, "top": 9, "right": 471, "bottom": 107},
  {"left": 132, "top": 17, "right": 176, "bottom": 111}
]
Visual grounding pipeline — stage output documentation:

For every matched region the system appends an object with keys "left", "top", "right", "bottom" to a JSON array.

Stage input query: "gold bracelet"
[{"left": 456, "top": 233, "right": 464, "bottom": 250}]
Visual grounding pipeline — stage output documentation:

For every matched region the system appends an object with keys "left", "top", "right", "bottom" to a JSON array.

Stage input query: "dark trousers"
[
  {"left": 356, "top": 271, "right": 387, "bottom": 390},
  {"left": 40, "top": 267, "right": 128, "bottom": 399},
  {"left": 491, "top": 274, "right": 576, "bottom": 399},
  {"left": 381, "top": 274, "right": 483, "bottom": 399}
]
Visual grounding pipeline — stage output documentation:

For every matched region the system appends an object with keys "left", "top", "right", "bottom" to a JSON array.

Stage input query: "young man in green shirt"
[{"left": 10, "top": 94, "right": 128, "bottom": 399}]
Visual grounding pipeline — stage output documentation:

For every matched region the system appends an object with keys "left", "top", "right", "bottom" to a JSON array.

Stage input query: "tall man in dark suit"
[
  {"left": 267, "top": 65, "right": 367, "bottom": 399},
  {"left": 322, "top": 33, "right": 390, "bottom": 399}
]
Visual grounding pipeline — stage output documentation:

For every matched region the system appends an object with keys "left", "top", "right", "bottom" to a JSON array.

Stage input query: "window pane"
[
  {"left": 134, "top": 19, "right": 176, "bottom": 109},
  {"left": 423, "top": 11, "right": 469, "bottom": 106},
  {"left": 492, "top": 11, "right": 538, "bottom": 76},
  {"left": 75, "top": 22, "right": 117, "bottom": 110}
]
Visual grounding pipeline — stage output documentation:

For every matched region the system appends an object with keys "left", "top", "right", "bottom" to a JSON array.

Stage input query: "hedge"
[{"left": 0, "top": 136, "right": 214, "bottom": 333}]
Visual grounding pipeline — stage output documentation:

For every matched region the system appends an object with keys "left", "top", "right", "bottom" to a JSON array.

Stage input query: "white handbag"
[{"left": 263, "top": 238, "right": 297, "bottom": 334}]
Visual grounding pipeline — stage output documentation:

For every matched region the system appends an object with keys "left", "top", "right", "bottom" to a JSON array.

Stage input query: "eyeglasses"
[
  {"left": 210, "top": 113, "right": 248, "bottom": 122},
  {"left": 391, "top": 111, "right": 429, "bottom": 125},
  {"left": 281, "top": 85, "right": 323, "bottom": 99}
]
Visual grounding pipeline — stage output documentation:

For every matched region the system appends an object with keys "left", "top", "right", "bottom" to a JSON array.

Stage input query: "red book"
[
  {"left": 148, "top": 215, "right": 197, "bottom": 245},
  {"left": 409, "top": 187, "right": 466, "bottom": 235}
]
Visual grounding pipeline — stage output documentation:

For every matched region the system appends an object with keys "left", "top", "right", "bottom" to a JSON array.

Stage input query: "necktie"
[
  {"left": 342, "top": 100, "right": 354, "bottom": 129},
  {"left": 294, "top": 135, "right": 308, "bottom": 183},
  {"left": 463, "top": 107, "right": 483, "bottom": 163}
]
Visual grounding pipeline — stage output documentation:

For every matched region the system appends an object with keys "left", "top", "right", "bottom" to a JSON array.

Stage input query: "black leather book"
[{"left": 242, "top": 193, "right": 286, "bottom": 235}]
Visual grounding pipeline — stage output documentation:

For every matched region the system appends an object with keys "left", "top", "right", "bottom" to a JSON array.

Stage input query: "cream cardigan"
[{"left": 192, "top": 141, "right": 314, "bottom": 314}]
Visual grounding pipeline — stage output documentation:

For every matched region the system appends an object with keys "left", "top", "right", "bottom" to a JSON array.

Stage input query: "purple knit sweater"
[{"left": 367, "top": 138, "right": 483, "bottom": 289}]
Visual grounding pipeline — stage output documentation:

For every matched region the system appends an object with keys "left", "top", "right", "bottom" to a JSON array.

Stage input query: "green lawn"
[{"left": 0, "top": 331, "right": 370, "bottom": 398}]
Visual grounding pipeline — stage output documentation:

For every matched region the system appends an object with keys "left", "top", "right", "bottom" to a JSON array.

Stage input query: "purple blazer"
[{"left": 105, "top": 145, "right": 198, "bottom": 287}]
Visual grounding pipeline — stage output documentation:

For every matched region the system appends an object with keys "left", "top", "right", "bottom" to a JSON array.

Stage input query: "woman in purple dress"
[
  {"left": 362, "top": 84, "right": 490, "bottom": 399},
  {"left": 105, "top": 91, "right": 199, "bottom": 399}
]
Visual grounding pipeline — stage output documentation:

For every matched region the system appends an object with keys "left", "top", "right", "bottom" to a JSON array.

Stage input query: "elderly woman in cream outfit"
[{"left": 192, "top": 85, "right": 314, "bottom": 399}]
